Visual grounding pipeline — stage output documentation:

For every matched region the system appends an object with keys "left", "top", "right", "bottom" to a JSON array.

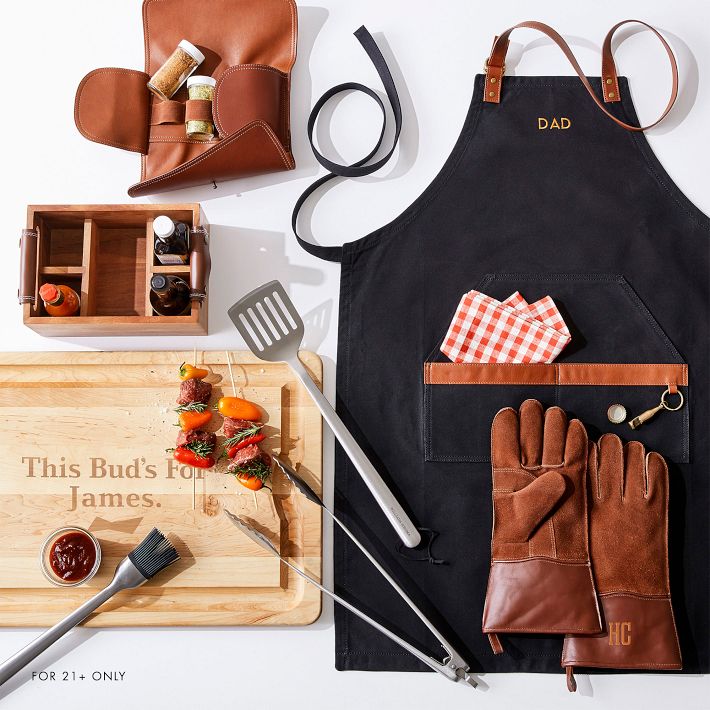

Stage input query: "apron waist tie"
[{"left": 291, "top": 26, "right": 403, "bottom": 263}]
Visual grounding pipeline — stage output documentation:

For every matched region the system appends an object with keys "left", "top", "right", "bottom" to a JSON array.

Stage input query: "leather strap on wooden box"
[
  {"left": 189, "top": 227, "right": 211, "bottom": 301},
  {"left": 18, "top": 229, "right": 38, "bottom": 305}
]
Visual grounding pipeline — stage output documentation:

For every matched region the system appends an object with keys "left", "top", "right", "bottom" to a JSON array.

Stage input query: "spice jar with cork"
[
  {"left": 186, "top": 76, "right": 217, "bottom": 140},
  {"left": 147, "top": 40, "right": 205, "bottom": 101}
]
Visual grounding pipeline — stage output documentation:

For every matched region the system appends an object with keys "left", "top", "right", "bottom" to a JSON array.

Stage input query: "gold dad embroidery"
[
  {"left": 538, "top": 117, "right": 572, "bottom": 130},
  {"left": 608, "top": 621, "right": 632, "bottom": 646}
]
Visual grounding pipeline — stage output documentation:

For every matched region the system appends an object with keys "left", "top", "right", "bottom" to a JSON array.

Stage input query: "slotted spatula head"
[{"left": 228, "top": 280, "right": 305, "bottom": 362}]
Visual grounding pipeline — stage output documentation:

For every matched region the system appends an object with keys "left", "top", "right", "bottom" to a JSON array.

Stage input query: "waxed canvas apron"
[{"left": 296, "top": 26, "right": 709, "bottom": 675}]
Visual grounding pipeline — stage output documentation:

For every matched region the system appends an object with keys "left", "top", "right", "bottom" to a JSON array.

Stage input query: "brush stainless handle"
[
  {"left": 289, "top": 356, "right": 421, "bottom": 548},
  {"left": 0, "top": 558, "right": 147, "bottom": 687}
]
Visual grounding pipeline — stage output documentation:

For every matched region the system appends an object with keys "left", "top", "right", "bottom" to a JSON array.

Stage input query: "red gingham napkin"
[
  {"left": 501, "top": 291, "right": 571, "bottom": 338},
  {"left": 441, "top": 290, "right": 571, "bottom": 364}
]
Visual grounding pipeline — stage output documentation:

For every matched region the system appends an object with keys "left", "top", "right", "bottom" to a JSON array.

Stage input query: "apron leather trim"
[
  {"left": 425, "top": 362, "right": 688, "bottom": 387},
  {"left": 483, "top": 20, "right": 678, "bottom": 132}
]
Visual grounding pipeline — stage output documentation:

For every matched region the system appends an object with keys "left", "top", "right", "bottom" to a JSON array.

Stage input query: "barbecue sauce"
[{"left": 49, "top": 530, "right": 97, "bottom": 582}]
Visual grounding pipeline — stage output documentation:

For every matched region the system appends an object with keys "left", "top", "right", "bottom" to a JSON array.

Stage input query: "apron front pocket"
[{"left": 423, "top": 362, "right": 689, "bottom": 463}]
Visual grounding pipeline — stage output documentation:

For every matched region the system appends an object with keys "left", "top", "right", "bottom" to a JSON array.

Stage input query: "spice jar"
[
  {"left": 148, "top": 40, "right": 205, "bottom": 101},
  {"left": 186, "top": 75, "right": 217, "bottom": 140}
]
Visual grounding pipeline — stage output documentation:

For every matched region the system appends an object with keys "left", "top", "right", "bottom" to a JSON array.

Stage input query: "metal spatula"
[{"left": 228, "top": 280, "right": 421, "bottom": 548}]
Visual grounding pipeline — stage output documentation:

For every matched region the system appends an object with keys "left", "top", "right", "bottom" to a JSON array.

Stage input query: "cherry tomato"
[
  {"left": 216, "top": 397, "right": 261, "bottom": 421},
  {"left": 179, "top": 363, "right": 209, "bottom": 381},
  {"left": 236, "top": 473, "right": 264, "bottom": 491}
]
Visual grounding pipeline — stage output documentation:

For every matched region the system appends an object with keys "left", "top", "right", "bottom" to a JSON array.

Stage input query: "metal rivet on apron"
[
  {"left": 607, "top": 404, "right": 627, "bottom": 424},
  {"left": 489, "top": 91, "right": 495, "bottom": 97},
  {"left": 608, "top": 91, "right": 616, "bottom": 98},
  {"left": 490, "top": 77, "right": 497, "bottom": 84},
  {"left": 606, "top": 78, "right": 613, "bottom": 84}
]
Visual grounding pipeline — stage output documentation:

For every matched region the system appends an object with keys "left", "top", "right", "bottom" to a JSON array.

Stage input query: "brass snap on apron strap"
[
  {"left": 291, "top": 26, "right": 403, "bottom": 263},
  {"left": 483, "top": 19, "right": 679, "bottom": 132}
]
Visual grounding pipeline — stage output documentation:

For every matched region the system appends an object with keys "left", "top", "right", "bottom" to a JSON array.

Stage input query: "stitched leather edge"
[
  {"left": 128, "top": 119, "right": 294, "bottom": 196},
  {"left": 425, "top": 362, "right": 688, "bottom": 386},
  {"left": 143, "top": 0, "right": 297, "bottom": 74},
  {"left": 74, "top": 68, "right": 150, "bottom": 153},
  {"left": 214, "top": 64, "right": 289, "bottom": 138}
]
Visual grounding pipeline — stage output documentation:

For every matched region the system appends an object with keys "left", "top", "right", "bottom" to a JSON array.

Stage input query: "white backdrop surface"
[{"left": 0, "top": 1, "right": 708, "bottom": 708}]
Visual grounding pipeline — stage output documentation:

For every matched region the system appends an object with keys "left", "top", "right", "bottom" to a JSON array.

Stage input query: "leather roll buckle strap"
[{"left": 483, "top": 20, "right": 679, "bottom": 132}]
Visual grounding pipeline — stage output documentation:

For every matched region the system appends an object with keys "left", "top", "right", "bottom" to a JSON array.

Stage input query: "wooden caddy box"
[{"left": 20, "top": 204, "right": 209, "bottom": 336}]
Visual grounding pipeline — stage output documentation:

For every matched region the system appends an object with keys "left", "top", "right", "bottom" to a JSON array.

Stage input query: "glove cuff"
[
  {"left": 562, "top": 593, "right": 682, "bottom": 678},
  {"left": 482, "top": 558, "right": 601, "bottom": 635}
]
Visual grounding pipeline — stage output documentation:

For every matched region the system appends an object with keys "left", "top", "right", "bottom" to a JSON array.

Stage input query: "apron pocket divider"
[{"left": 423, "top": 362, "right": 689, "bottom": 463}]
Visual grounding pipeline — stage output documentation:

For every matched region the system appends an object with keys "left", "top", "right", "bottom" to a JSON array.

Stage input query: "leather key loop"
[{"left": 483, "top": 20, "right": 679, "bottom": 132}]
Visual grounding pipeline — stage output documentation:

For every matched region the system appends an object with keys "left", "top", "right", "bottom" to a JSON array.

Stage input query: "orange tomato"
[
  {"left": 236, "top": 473, "right": 264, "bottom": 491},
  {"left": 178, "top": 409, "right": 212, "bottom": 432},
  {"left": 216, "top": 397, "right": 261, "bottom": 421},
  {"left": 179, "top": 363, "right": 209, "bottom": 381}
]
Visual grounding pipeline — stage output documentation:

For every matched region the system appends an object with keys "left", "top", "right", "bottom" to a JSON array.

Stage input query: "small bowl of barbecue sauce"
[{"left": 40, "top": 527, "right": 101, "bottom": 587}]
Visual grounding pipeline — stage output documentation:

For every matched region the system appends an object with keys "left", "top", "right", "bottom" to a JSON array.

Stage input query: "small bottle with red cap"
[{"left": 39, "top": 283, "right": 81, "bottom": 317}]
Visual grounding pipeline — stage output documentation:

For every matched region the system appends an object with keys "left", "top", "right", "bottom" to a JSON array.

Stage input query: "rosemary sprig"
[
  {"left": 175, "top": 401, "right": 208, "bottom": 414},
  {"left": 222, "top": 423, "right": 263, "bottom": 450},
  {"left": 227, "top": 459, "right": 272, "bottom": 482},
  {"left": 167, "top": 440, "right": 215, "bottom": 458}
]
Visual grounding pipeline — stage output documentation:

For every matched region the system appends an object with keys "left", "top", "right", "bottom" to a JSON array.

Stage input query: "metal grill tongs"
[{"left": 223, "top": 455, "right": 477, "bottom": 688}]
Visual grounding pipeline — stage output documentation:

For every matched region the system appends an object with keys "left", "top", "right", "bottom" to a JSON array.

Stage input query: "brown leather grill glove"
[
  {"left": 482, "top": 400, "right": 602, "bottom": 652},
  {"left": 562, "top": 435, "right": 682, "bottom": 691}
]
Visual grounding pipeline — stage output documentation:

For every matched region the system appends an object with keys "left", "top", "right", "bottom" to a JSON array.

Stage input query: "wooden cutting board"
[{"left": 0, "top": 351, "right": 322, "bottom": 626}]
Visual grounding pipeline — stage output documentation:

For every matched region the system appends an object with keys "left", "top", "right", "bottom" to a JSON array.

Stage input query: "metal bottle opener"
[{"left": 629, "top": 387, "right": 684, "bottom": 430}]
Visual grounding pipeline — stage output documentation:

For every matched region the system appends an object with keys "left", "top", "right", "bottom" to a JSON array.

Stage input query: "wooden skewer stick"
[
  {"left": 226, "top": 350, "right": 237, "bottom": 396},
  {"left": 192, "top": 345, "right": 198, "bottom": 511}
]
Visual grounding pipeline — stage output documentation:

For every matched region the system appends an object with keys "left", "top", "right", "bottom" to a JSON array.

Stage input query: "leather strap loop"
[
  {"left": 185, "top": 99, "right": 213, "bottom": 124},
  {"left": 484, "top": 20, "right": 678, "bottom": 132},
  {"left": 292, "top": 26, "right": 403, "bottom": 263},
  {"left": 150, "top": 99, "right": 184, "bottom": 125}
]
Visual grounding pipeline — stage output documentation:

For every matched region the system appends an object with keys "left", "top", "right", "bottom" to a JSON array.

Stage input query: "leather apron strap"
[
  {"left": 483, "top": 19, "right": 679, "bottom": 132},
  {"left": 292, "top": 26, "right": 403, "bottom": 263}
]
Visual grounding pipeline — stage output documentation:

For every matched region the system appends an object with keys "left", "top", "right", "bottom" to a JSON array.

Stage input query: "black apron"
[{"left": 295, "top": 25, "right": 709, "bottom": 675}]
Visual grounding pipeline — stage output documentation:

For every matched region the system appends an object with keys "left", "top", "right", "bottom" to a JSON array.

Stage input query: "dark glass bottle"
[
  {"left": 153, "top": 215, "right": 189, "bottom": 265},
  {"left": 150, "top": 275, "right": 191, "bottom": 316}
]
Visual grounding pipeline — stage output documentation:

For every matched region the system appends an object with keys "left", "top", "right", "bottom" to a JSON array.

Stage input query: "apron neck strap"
[
  {"left": 483, "top": 20, "right": 679, "bottom": 132},
  {"left": 292, "top": 26, "right": 403, "bottom": 263}
]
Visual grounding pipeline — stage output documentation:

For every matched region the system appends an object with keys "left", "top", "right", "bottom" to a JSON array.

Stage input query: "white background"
[{"left": 1, "top": 1, "right": 708, "bottom": 708}]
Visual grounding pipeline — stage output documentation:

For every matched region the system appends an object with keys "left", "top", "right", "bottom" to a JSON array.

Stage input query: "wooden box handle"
[
  {"left": 189, "top": 227, "right": 210, "bottom": 301},
  {"left": 18, "top": 229, "right": 38, "bottom": 305}
]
